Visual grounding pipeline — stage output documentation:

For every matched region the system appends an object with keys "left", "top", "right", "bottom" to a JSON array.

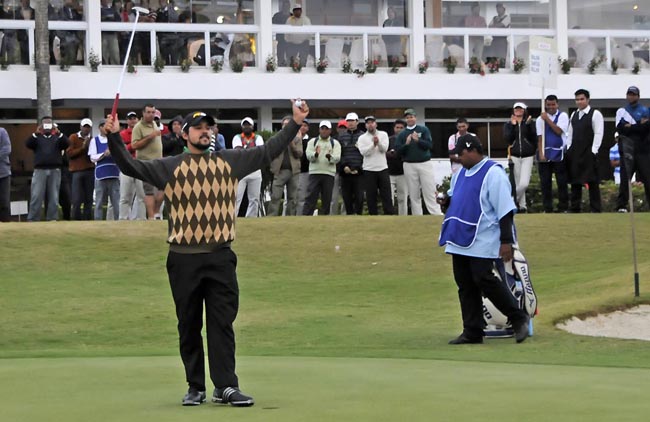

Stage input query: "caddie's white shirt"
[{"left": 535, "top": 110, "right": 569, "bottom": 146}]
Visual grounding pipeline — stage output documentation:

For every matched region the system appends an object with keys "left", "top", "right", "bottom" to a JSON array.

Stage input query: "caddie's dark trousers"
[
  {"left": 452, "top": 254, "right": 526, "bottom": 339},
  {"left": 538, "top": 161, "right": 569, "bottom": 212},
  {"left": 167, "top": 249, "right": 240, "bottom": 392}
]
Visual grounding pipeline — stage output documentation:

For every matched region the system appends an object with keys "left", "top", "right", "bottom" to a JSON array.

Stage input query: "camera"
[{"left": 43, "top": 123, "right": 53, "bottom": 130}]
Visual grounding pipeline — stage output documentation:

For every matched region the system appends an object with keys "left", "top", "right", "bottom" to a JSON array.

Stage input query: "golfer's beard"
[{"left": 190, "top": 136, "right": 211, "bottom": 151}]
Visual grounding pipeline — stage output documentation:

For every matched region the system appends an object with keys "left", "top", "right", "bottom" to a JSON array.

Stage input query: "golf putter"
[{"left": 111, "top": 6, "right": 150, "bottom": 120}]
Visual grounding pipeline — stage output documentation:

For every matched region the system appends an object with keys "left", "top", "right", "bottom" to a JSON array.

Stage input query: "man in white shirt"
[
  {"left": 233, "top": 117, "right": 264, "bottom": 217},
  {"left": 447, "top": 118, "right": 475, "bottom": 175},
  {"left": 536, "top": 95, "right": 570, "bottom": 213},
  {"left": 566, "top": 89, "right": 604, "bottom": 213},
  {"left": 357, "top": 116, "right": 394, "bottom": 215}
]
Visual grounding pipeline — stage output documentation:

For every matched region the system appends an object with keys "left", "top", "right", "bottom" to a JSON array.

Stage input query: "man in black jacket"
[
  {"left": 337, "top": 112, "right": 365, "bottom": 214},
  {"left": 503, "top": 102, "right": 536, "bottom": 212},
  {"left": 26, "top": 116, "right": 69, "bottom": 221}
]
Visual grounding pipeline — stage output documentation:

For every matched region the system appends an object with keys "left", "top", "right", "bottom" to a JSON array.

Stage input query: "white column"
[
  {"left": 555, "top": 0, "right": 569, "bottom": 60},
  {"left": 86, "top": 0, "right": 101, "bottom": 66},
  {"left": 258, "top": 0, "right": 274, "bottom": 68},
  {"left": 259, "top": 105, "right": 273, "bottom": 132},
  {"left": 90, "top": 105, "right": 104, "bottom": 134},
  {"left": 409, "top": 0, "right": 425, "bottom": 69}
]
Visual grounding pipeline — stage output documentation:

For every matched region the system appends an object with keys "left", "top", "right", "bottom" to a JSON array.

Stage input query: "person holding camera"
[
  {"left": 26, "top": 116, "right": 69, "bottom": 221},
  {"left": 66, "top": 118, "right": 96, "bottom": 220}
]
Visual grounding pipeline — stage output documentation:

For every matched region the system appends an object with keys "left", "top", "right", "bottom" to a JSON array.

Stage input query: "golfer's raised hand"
[
  {"left": 291, "top": 99, "right": 309, "bottom": 124},
  {"left": 104, "top": 115, "right": 121, "bottom": 134}
]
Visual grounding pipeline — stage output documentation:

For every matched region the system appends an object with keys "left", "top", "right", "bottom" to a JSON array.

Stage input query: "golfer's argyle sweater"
[{"left": 108, "top": 120, "right": 300, "bottom": 253}]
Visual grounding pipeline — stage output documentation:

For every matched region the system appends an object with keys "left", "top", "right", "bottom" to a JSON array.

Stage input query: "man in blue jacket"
[{"left": 438, "top": 134, "right": 529, "bottom": 344}]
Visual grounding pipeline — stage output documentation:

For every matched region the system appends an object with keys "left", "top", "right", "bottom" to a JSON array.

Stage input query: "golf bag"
[{"left": 483, "top": 244, "right": 538, "bottom": 338}]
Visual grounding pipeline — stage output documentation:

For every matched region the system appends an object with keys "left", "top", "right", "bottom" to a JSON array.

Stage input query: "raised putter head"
[{"left": 132, "top": 6, "right": 150, "bottom": 15}]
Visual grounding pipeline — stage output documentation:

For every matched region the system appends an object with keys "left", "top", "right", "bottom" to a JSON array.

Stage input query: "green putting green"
[{"left": 1, "top": 355, "right": 649, "bottom": 422}]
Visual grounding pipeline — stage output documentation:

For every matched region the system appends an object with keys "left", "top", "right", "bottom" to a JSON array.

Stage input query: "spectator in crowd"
[
  {"left": 285, "top": 3, "right": 311, "bottom": 67},
  {"left": 268, "top": 115, "right": 303, "bottom": 216},
  {"left": 536, "top": 95, "right": 569, "bottom": 213},
  {"left": 89, "top": 120, "right": 120, "bottom": 220},
  {"left": 609, "top": 132, "right": 621, "bottom": 185},
  {"left": 616, "top": 86, "right": 650, "bottom": 212},
  {"left": 272, "top": 0, "right": 292, "bottom": 66},
  {"left": 156, "top": 0, "right": 181, "bottom": 65},
  {"left": 302, "top": 121, "right": 341, "bottom": 216},
  {"left": 131, "top": 104, "right": 163, "bottom": 219},
  {"left": 566, "top": 89, "right": 603, "bottom": 213},
  {"left": 119, "top": 111, "right": 145, "bottom": 220},
  {"left": 504, "top": 102, "right": 536, "bottom": 212},
  {"left": 209, "top": 121, "right": 226, "bottom": 152},
  {"left": 101, "top": 0, "right": 122, "bottom": 65},
  {"left": 105, "top": 100, "right": 309, "bottom": 408},
  {"left": 0, "top": 126, "right": 11, "bottom": 222},
  {"left": 329, "top": 119, "right": 348, "bottom": 215},
  {"left": 387, "top": 119, "right": 408, "bottom": 215},
  {"left": 55, "top": 130, "right": 73, "bottom": 221},
  {"left": 66, "top": 118, "right": 96, "bottom": 220},
  {"left": 26, "top": 116, "right": 69, "bottom": 221},
  {"left": 438, "top": 134, "right": 529, "bottom": 344},
  {"left": 357, "top": 116, "right": 393, "bottom": 215},
  {"left": 57, "top": 0, "right": 83, "bottom": 66},
  {"left": 448, "top": 118, "right": 475, "bottom": 175},
  {"left": 337, "top": 112, "right": 365, "bottom": 215},
  {"left": 296, "top": 120, "right": 311, "bottom": 215},
  {"left": 464, "top": 2, "right": 486, "bottom": 61},
  {"left": 486, "top": 2, "right": 510, "bottom": 63},
  {"left": 395, "top": 108, "right": 442, "bottom": 216},
  {"left": 154, "top": 110, "right": 170, "bottom": 137},
  {"left": 163, "top": 115, "right": 185, "bottom": 157},
  {"left": 233, "top": 117, "right": 264, "bottom": 217},
  {"left": 382, "top": 7, "right": 403, "bottom": 66}
]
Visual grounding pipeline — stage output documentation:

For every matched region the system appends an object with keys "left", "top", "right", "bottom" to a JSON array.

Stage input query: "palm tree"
[{"left": 34, "top": 0, "right": 52, "bottom": 119}]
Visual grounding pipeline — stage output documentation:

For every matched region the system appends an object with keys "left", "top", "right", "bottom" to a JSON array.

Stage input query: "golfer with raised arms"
[{"left": 104, "top": 99, "right": 309, "bottom": 406}]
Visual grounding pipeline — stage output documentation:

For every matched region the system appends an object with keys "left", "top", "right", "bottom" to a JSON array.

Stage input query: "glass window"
[
  {"left": 432, "top": 1, "right": 550, "bottom": 29},
  {"left": 568, "top": 36, "right": 606, "bottom": 69},
  {"left": 48, "top": 0, "right": 85, "bottom": 21},
  {"left": 611, "top": 38, "right": 650, "bottom": 69},
  {"left": 165, "top": 0, "right": 256, "bottom": 24},
  {"left": 271, "top": 0, "right": 408, "bottom": 27},
  {"left": 568, "top": 0, "right": 650, "bottom": 30}
]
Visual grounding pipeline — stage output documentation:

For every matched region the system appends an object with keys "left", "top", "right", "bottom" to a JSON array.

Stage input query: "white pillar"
[
  {"left": 555, "top": 0, "right": 569, "bottom": 60},
  {"left": 90, "top": 105, "right": 105, "bottom": 134},
  {"left": 258, "top": 0, "right": 274, "bottom": 68},
  {"left": 86, "top": 0, "right": 101, "bottom": 66},
  {"left": 409, "top": 0, "right": 425, "bottom": 69},
  {"left": 259, "top": 105, "right": 273, "bottom": 132}
]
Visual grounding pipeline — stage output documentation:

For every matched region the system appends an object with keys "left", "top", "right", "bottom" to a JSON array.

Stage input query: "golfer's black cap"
[
  {"left": 453, "top": 134, "right": 482, "bottom": 154},
  {"left": 181, "top": 112, "right": 216, "bottom": 132},
  {"left": 627, "top": 86, "right": 640, "bottom": 95}
]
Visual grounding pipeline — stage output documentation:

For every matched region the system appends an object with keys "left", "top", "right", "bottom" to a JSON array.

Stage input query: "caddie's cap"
[
  {"left": 453, "top": 134, "right": 483, "bottom": 155},
  {"left": 627, "top": 86, "right": 640, "bottom": 95},
  {"left": 181, "top": 111, "right": 216, "bottom": 132},
  {"left": 80, "top": 118, "right": 93, "bottom": 127},
  {"left": 403, "top": 108, "right": 416, "bottom": 116},
  {"left": 98, "top": 119, "right": 106, "bottom": 127},
  {"left": 241, "top": 117, "right": 254, "bottom": 127},
  {"left": 319, "top": 120, "right": 332, "bottom": 129}
]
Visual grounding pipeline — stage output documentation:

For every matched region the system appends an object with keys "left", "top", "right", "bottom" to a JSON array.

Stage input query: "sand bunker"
[{"left": 557, "top": 305, "right": 650, "bottom": 341}]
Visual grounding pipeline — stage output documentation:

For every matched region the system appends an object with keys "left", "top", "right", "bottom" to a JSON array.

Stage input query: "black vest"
[{"left": 567, "top": 108, "right": 598, "bottom": 183}]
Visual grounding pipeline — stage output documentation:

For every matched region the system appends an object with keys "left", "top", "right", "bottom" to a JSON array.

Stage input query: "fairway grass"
[
  {"left": 1, "top": 215, "right": 650, "bottom": 420},
  {"left": 1, "top": 355, "right": 649, "bottom": 422}
]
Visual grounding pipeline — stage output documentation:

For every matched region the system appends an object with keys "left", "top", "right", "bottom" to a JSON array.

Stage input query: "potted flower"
[
  {"left": 211, "top": 58, "right": 223, "bottom": 73},
  {"left": 632, "top": 61, "right": 640, "bottom": 75},
  {"left": 265, "top": 54, "right": 277, "bottom": 72},
  {"left": 315, "top": 58, "right": 328, "bottom": 73},
  {"left": 153, "top": 55, "right": 165, "bottom": 73},
  {"left": 0, "top": 52, "right": 9, "bottom": 71},
  {"left": 88, "top": 49, "right": 101, "bottom": 72},
  {"left": 389, "top": 57, "right": 400, "bottom": 73},
  {"left": 290, "top": 56, "right": 302, "bottom": 73},
  {"left": 558, "top": 57, "right": 571, "bottom": 74},
  {"left": 486, "top": 58, "right": 499, "bottom": 73},
  {"left": 468, "top": 56, "right": 484, "bottom": 75},
  {"left": 587, "top": 55, "right": 605, "bottom": 74},
  {"left": 443, "top": 56, "right": 457, "bottom": 74},
  {"left": 365, "top": 58, "right": 378, "bottom": 74},
  {"left": 127, "top": 59, "right": 137, "bottom": 74},
  {"left": 230, "top": 57, "right": 244, "bottom": 73},
  {"left": 610, "top": 58, "right": 618, "bottom": 74},
  {"left": 342, "top": 58, "right": 352, "bottom": 74},
  {"left": 418, "top": 60, "right": 429, "bottom": 74},
  {"left": 512, "top": 57, "right": 525, "bottom": 73}
]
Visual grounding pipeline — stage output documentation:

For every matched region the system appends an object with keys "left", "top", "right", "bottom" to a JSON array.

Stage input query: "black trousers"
[
  {"left": 302, "top": 174, "right": 334, "bottom": 216},
  {"left": 0, "top": 175, "right": 10, "bottom": 222},
  {"left": 167, "top": 249, "right": 240, "bottom": 392},
  {"left": 59, "top": 168, "right": 72, "bottom": 220},
  {"left": 451, "top": 254, "right": 526, "bottom": 338},
  {"left": 363, "top": 169, "right": 394, "bottom": 215},
  {"left": 617, "top": 150, "right": 650, "bottom": 210},
  {"left": 71, "top": 169, "right": 95, "bottom": 220},
  {"left": 538, "top": 161, "right": 569, "bottom": 212},
  {"left": 341, "top": 173, "right": 364, "bottom": 215},
  {"left": 570, "top": 182, "right": 601, "bottom": 213}
]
